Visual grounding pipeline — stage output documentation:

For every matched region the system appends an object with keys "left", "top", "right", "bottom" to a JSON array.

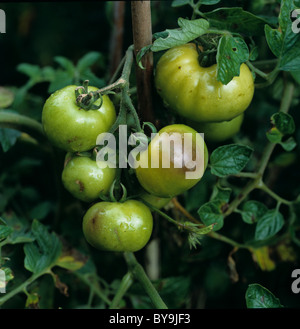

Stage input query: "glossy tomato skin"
[
  {"left": 135, "top": 124, "right": 208, "bottom": 198},
  {"left": 42, "top": 85, "right": 116, "bottom": 152},
  {"left": 155, "top": 43, "right": 254, "bottom": 123},
  {"left": 187, "top": 113, "right": 244, "bottom": 143},
  {"left": 139, "top": 191, "right": 172, "bottom": 210},
  {"left": 62, "top": 154, "right": 116, "bottom": 203},
  {"left": 82, "top": 200, "right": 153, "bottom": 252}
]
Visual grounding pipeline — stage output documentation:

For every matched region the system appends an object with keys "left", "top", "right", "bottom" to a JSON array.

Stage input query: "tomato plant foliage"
[{"left": 0, "top": 0, "right": 300, "bottom": 310}]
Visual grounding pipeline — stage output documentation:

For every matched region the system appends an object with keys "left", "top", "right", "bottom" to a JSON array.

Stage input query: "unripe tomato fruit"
[
  {"left": 82, "top": 200, "right": 153, "bottom": 252},
  {"left": 187, "top": 113, "right": 244, "bottom": 143},
  {"left": 135, "top": 124, "right": 208, "bottom": 198},
  {"left": 42, "top": 85, "right": 116, "bottom": 152},
  {"left": 139, "top": 191, "right": 172, "bottom": 210},
  {"left": 155, "top": 43, "right": 254, "bottom": 123},
  {"left": 62, "top": 154, "right": 116, "bottom": 203}
]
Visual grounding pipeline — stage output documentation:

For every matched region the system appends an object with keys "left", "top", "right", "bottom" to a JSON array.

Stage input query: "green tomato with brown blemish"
[
  {"left": 135, "top": 124, "right": 209, "bottom": 198},
  {"left": 82, "top": 200, "right": 153, "bottom": 252},
  {"left": 62, "top": 154, "right": 116, "bottom": 203}
]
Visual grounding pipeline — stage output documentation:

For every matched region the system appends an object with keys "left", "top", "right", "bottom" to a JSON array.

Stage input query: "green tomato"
[
  {"left": 82, "top": 200, "right": 153, "bottom": 252},
  {"left": 187, "top": 113, "right": 244, "bottom": 143},
  {"left": 135, "top": 124, "right": 208, "bottom": 198},
  {"left": 139, "top": 191, "right": 172, "bottom": 210},
  {"left": 62, "top": 154, "right": 116, "bottom": 203},
  {"left": 42, "top": 85, "right": 116, "bottom": 152},
  {"left": 155, "top": 43, "right": 254, "bottom": 123}
]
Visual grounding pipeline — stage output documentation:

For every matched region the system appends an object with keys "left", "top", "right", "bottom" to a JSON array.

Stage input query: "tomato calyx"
[
  {"left": 99, "top": 178, "right": 128, "bottom": 204},
  {"left": 75, "top": 80, "right": 104, "bottom": 111},
  {"left": 194, "top": 34, "right": 220, "bottom": 68}
]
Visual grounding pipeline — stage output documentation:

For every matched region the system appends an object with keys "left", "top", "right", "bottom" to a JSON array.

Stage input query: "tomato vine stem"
[
  {"left": 123, "top": 252, "right": 168, "bottom": 309},
  {"left": 0, "top": 110, "right": 47, "bottom": 143},
  {"left": 246, "top": 60, "right": 269, "bottom": 80},
  {"left": 0, "top": 270, "right": 47, "bottom": 306},
  {"left": 225, "top": 80, "right": 295, "bottom": 217},
  {"left": 109, "top": 271, "right": 133, "bottom": 309}
]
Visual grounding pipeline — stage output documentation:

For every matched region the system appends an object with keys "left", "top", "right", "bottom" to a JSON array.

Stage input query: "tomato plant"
[{"left": 0, "top": 0, "right": 300, "bottom": 312}]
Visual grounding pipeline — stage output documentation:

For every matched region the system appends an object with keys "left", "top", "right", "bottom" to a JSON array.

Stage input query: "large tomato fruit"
[
  {"left": 155, "top": 43, "right": 254, "bottom": 123},
  {"left": 135, "top": 124, "right": 208, "bottom": 198}
]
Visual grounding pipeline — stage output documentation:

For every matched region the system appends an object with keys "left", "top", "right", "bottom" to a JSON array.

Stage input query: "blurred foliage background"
[{"left": 0, "top": 1, "right": 300, "bottom": 309}]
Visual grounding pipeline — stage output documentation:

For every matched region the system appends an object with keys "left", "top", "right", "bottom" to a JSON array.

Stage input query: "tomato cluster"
[
  {"left": 42, "top": 82, "right": 208, "bottom": 253},
  {"left": 41, "top": 40, "right": 253, "bottom": 253}
]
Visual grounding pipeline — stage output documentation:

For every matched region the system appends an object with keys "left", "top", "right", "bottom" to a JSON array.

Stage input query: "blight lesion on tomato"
[{"left": 135, "top": 124, "right": 208, "bottom": 198}]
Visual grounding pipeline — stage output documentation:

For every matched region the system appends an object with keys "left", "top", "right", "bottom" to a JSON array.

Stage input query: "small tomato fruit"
[{"left": 62, "top": 154, "right": 116, "bottom": 203}]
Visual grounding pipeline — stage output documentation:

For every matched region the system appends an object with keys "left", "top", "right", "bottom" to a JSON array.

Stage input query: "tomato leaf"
[
  {"left": 151, "top": 17, "right": 209, "bottom": 52},
  {"left": 24, "top": 219, "right": 62, "bottom": 274},
  {"left": 254, "top": 209, "right": 285, "bottom": 241},
  {"left": 210, "top": 185, "right": 232, "bottom": 203},
  {"left": 1, "top": 214, "right": 34, "bottom": 245},
  {"left": 198, "top": 0, "right": 221, "bottom": 4},
  {"left": 280, "top": 137, "right": 297, "bottom": 152},
  {"left": 55, "top": 248, "right": 87, "bottom": 271},
  {"left": 29, "top": 201, "right": 53, "bottom": 221},
  {"left": 171, "top": 0, "right": 191, "bottom": 8},
  {"left": 271, "top": 112, "right": 295, "bottom": 135},
  {"left": 17, "top": 63, "right": 42, "bottom": 80},
  {"left": 240, "top": 200, "right": 268, "bottom": 224},
  {"left": 266, "top": 112, "right": 297, "bottom": 151},
  {"left": 47, "top": 71, "right": 74, "bottom": 93},
  {"left": 204, "top": 7, "right": 274, "bottom": 36},
  {"left": 291, "top": 70, "right": 300, "bottom": 84},
  {"left": 265, "top": 0, "right": 300, "bottom": 72},
  {"left": 54, "top": 56, "right": 75, "bottom": 74},
  {"left": 197, "top": 199, "right": 225, "bottom": 231},
  {"left": 216, "top": 35, "right": 250, "bottom": 84},
  {"left": 0, "top": 225, "right": 13, "bottom": 241},
  {"left": 245, "top": 283, "right": 284, "bottom": 308},
  {"left": 266, "top": 127, "right": 283, "bottom": 144},
  {"left": 0, "top": 128, "right": 21, "bottom": 152},
  {"left": 172, "top": 0, "right": 221, "bottom": 6},
  {"left": 210, "top": 144, "right": 253, "bottom": 177},
  {"left": 76, "top": 51, "right": 103, "bottom": 73}
]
